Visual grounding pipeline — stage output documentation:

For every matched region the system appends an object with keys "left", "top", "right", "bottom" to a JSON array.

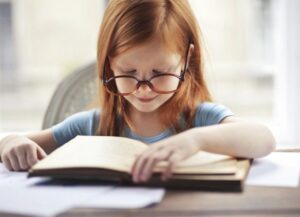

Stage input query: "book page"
[
  {"left": 32, "top": 136, "right": 236, "bottom": 175},
  {"left": 32, "top": 136, "right": 149, "bottom": 173},
  {"left": 153, "top": 151, "right": 233, "bottom": 168},
  {"left": 177, "top": 151, "right": 233, "bottom": 167},
  {"left": 171, "top": 159, "right": 250, "bottom": 181},
  {"left": 154, "top": 159, "right": 237, "bottom": 174}
]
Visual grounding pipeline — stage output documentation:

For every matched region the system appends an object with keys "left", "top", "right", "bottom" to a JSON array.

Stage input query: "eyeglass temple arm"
[{"left": 181, "top": 41, "right": 192, "bottom": 79}]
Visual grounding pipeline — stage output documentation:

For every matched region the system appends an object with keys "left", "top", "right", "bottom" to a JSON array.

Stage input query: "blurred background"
[{"left": 0, "top": 0, "right": 299, "bottom": 144}]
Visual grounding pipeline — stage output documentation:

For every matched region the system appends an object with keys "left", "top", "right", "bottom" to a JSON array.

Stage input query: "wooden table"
[
  {"left": 1, "top": 184, "right": 299, "bottom": 217},
  {"left": 1, "top": 133, "right": 299, "bottom": 216},
  {"left": 54, "top": 184, "right": 300, "bottom": 217}
]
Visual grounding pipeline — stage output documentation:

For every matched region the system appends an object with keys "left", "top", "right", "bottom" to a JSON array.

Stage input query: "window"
[
  {"left": 0, "top": 1, "right": 106, "bottom": 131},
  {"left": 189, "top": 0, "right": 275, "bottom": 123},
  {"left": 0, "top": 1, "right": 16, "bottom": 85},
  {"left": 190, "top": 0, "right": 300, "bottom": 144}
]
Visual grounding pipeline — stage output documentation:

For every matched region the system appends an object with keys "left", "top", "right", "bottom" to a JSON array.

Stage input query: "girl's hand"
[
  {"left": 131, "top": 131, "right": 201, "bottom": 183},
  {"left": 0, "top": 135, "right": 47, "bottom": 171}
]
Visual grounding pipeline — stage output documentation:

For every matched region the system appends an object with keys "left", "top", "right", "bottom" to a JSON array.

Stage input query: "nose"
[{"left": 136, "top": 82, "right": 152, "bottom": 93}]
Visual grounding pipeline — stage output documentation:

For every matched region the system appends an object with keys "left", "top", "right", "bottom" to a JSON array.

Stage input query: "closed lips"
[{"left": 137, "top": 96, "right": 157, "bottom": 101}]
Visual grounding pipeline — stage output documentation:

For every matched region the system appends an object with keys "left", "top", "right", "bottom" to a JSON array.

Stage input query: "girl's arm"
[
  {"left": 131, "top": 116, "right": 276, "bottom": 183},
  {"left": 189, "top": 116, "right": 276, "bottom": 158},
  {"left": 25, "top": 129, "right": 58, "bottom": 154},
  {"left": 0, "top": 129, "right": 58, "bottom": 171}
]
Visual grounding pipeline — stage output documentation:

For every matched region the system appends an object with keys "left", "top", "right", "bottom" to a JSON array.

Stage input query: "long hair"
[{"left": 96, "top": 0, "right": 212, "bottom": 136}]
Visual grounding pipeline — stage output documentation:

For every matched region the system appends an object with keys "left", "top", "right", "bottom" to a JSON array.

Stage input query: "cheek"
[
  {"left": 122, "top": 95, "right": 133, "bottom": 104},
  {"left": 159, "top": 93, "right": 175, "bottom": 102}
]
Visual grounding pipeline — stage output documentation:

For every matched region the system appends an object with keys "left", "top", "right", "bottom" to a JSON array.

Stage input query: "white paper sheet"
[
  {"left": 275, "top": 145, "right": 300, "bottom": 152},
  {"left": 0, "top": 185, "right": 112, "bottom": 217},
  {"left": 0, "top": 163, "right": 165, "bottom": 217},
  {"left": 0, "top": 163, "right": 51, "bottom": 187},
  {"left": 246, "top": 152, "right": 300, "bottom": 187},
  {"left": 80, "top": 187, "right": 165, "bottom": 209}
]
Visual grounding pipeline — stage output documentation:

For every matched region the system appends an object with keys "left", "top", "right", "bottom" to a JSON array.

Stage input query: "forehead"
[{"left": 110, "top": 36, "right": 182, "bottom": 67}]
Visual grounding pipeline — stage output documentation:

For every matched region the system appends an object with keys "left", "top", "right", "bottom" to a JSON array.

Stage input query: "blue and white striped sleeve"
[
  {"left": 51, "top": 109, "right": 100, "bottom": 146},
  {"left": 193, "top": 102, "right": 234, "bottom": 127}
]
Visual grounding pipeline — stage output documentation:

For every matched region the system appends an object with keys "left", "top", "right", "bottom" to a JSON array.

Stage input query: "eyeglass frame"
[{"left": 102, "top": 43, "right": 191, "bottom": 96}]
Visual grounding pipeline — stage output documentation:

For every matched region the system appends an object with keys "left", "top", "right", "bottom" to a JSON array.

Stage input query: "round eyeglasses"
[
  {"left": 103, "top": 73, "right": 184, "bottom": 96},
  {"left": 102, "top": 45, "right": 190, "bottom": 96}
]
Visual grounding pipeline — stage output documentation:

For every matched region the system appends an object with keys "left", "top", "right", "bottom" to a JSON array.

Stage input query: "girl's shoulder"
[
  {"left": 193, "top": 102, "right": 234, "bottom": 127},
  {"left": 64, "top": 108, "right": 100, "bottom": 127},
  {"left": 51, "top": 108, "right": 101, "bottom": 146}
]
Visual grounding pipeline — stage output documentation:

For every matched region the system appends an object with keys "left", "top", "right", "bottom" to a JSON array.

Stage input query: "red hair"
[{"left": 96, "top": 0, "right": 212, "bottom": 136}]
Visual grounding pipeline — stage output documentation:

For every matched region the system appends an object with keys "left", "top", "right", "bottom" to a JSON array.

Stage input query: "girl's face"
[{"left": 109, "top": 36, "right": 183, "bottom": 114}]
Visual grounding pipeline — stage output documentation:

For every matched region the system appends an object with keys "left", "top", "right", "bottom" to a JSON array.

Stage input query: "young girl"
[{"left": 0, "top": 0, "right": 275, "bottom": 183}]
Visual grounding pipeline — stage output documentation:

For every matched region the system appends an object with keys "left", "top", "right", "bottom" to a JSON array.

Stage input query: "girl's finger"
[
  {"left": 132, "top": 153, "right": 146, "bottom": 183},
  {"left": 17, "top": 147, "right": 29, "bottom": 170},
  {"left": 2, "top": 155, "right": 13, "bottom": 171},
  {"left": 132, "top": 150, "right": 156, "bottom": 183},
  {"left": 26, "top": 146, "right": 38, "bottom": 167},
  {"left": 132, "top": 150, "right": 149, "bottom": 182},
  {"left": 36, "top": 146, "right": 47, "bottom": 160},
  {"left": 131, "top": 153, "right": 141, "bottom": 174},
  {"left": 8, "top": 151, "right": 21, "bottom": 171},
  {"left": 161, "top": 152, "right": 182, "bottom": 181},
  {"left": 131, "top": 146, "right": 160, "bottom": 175},
  {"left": 136, "top": 152, "right": 156, "bottom": 182},
  {"left": 132, "top": 144, "right": 168, "bottom": 182},
  {"left": 131, "top": 144, "right": 163, "bottom": 174},
  {"left": 133, "top": 147, "right": 163, "bottom": 182},
  {"left": 141, "top": 150, "right": 172, "bottom": 182}
]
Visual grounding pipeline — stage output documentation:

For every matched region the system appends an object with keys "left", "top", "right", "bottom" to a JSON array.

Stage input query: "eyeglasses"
[{"left": 102, "top": 45, "right": 190, "bottom": 96}]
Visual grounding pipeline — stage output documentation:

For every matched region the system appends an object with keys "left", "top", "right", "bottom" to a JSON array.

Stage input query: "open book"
[{"left": 28, "top": 136, "right": 251, "bottom": 191}]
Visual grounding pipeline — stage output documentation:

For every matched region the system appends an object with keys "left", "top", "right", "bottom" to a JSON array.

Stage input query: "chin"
[{"left": 131, "top": 103, "right": 161, "bottom": 113}]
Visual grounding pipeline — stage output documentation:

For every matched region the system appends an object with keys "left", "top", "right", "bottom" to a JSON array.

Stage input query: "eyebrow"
[
  {"left": 115, "top": 63, "right": 179, "bottom": 73},
  {"left": 113, "top": 55, "right": 183, "bottom": 73}
]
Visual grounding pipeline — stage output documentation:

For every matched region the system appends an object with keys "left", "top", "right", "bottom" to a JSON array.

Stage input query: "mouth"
[{"left": 137, "top": 96, "right": 158, "bottom": 102}]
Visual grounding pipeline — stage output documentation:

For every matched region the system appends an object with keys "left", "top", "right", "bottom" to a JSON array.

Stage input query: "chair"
[{"left": 42, "top": 62, "right": 99, "bottom": 129}]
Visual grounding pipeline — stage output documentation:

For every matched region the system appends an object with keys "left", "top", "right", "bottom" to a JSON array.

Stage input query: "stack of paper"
[
  {"left": 246, "top": 152, "right": 300, "bottom": 187},
  {"left": 0, "top": 163, "right": 165, "bottom": 217}
]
